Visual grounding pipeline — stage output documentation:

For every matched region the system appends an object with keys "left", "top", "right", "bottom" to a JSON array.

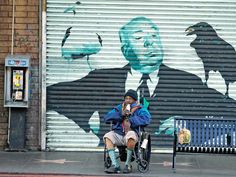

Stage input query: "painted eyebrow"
[
  {"left": 133, "top": 30, "right": 143, "bottom": 33},
  {"left": 133, "top": 27, "right": 158, "bottom": 34}
]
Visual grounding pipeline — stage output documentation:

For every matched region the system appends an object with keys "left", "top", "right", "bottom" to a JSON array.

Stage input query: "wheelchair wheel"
[
  {"left": 136, "top": 133, "right": 151, "bottom": 173},
  {"left": 104, "top": 156, "right": 112, "bottom": 169},
  {"left": 104, "top": 145, "right": 112, "bottom": 169},
  {"left": 138, "top": 159, "right": 149, "bottom": 173},
  {"left": 141, "top": 133, "right": 151, "bottom": 163}
]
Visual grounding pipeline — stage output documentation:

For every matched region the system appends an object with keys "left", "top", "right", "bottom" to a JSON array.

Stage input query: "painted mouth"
[{"left": 145, "top": 52, "right": 158, "bottom": 57}]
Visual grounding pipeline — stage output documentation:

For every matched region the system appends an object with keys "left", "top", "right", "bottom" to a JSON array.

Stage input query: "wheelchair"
[{"left": 104, "top": 126, "right": 151, "bottom": 173}]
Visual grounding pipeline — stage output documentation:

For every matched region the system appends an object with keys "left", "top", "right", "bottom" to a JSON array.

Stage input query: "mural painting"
[{"left": 46, "top": 1, "right": 236, "bottom": 149}]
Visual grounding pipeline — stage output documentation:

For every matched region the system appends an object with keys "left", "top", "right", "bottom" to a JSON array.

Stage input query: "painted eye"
[{"left": 135, "top": 37, "right": 142, "bottom": 40}]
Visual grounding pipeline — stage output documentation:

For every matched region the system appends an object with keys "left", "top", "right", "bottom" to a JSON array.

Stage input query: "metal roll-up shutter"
[{"left": 45, "top": 0, "right": 236, "bottom": 151}]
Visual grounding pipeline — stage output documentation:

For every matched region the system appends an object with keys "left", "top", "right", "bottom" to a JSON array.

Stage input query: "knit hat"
[{"left": 124, "top": 89, "right": 138, "bottom": 100}]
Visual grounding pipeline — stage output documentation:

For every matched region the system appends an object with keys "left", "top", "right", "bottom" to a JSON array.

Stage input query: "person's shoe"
[
  {"left": 123, "top": 164, "right": 132, "bottom": 173},
  {"left": 104, "top": 165, "right": 121, "bottom": 173}
]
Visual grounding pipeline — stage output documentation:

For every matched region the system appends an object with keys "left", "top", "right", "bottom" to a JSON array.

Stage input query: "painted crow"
[{"left": 186, "top": 22, "right": 236, "bottom": 98}]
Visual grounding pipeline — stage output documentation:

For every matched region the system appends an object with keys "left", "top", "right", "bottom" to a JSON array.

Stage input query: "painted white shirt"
[{"left": 125, "top": 67, "right": 160, "bottom": 100}]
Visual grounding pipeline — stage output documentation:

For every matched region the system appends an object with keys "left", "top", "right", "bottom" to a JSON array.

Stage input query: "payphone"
[{"left": 4, "top": 55, "right": 30, "bottom": 108}]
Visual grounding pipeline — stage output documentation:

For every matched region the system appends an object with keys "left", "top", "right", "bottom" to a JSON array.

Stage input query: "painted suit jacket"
[{"left": 47, "top": 64, "right": 236, "bottom": 147}]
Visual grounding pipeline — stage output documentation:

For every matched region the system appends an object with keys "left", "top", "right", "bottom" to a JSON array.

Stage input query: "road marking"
[
  {"left": 34, "top": 159, "right": 81, "bottom": 164},
  {"left": 151, "top": 161, "right": 192, "bottom": 167}
]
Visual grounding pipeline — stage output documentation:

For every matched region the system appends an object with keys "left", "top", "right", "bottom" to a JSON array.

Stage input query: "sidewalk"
[{"left": 0, "top": 151, "right": 235, "bottom": 177}]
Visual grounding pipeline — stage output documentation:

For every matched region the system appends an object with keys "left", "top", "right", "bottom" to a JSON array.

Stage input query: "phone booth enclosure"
[
  {"left": 4, "top": 55, "right": 30, "bottom": 108},
  {"left": 4, "top": 55, "right": 30, "bottom": 150}
]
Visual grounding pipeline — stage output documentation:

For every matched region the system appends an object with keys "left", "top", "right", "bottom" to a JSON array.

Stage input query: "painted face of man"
[{"left": 120, "top": 17, "right": 164, "bottom": 74}]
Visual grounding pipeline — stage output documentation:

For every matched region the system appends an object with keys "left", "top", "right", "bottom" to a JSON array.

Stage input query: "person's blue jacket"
[{"left": 104, "top": 102, "right": 151, "bottom": 136}]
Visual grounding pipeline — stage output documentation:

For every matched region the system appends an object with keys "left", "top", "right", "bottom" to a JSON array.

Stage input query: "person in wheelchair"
[{"left": 103, "top": 89, "right": 151, "bottom": 173}]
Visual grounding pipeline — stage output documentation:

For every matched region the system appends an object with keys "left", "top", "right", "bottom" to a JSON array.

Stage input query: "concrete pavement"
[{"left": 0, "top": 151, "right": 235, "bottom": 177}]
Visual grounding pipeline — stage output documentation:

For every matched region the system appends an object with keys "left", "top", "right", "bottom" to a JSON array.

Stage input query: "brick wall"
[{"left": 0, "top": 0, "right": 40, "bottom": 150}]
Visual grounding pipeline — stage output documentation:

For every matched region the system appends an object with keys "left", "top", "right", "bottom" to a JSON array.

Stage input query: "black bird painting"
[
  {"left": 61, "top": 27, "right": 103, "bottom": 70},
  {"left": 186, "top": 22, "right": 236, "bottom": 98},
  {"left": 61, "top": 26, "right": 72, "bottom": 47}
]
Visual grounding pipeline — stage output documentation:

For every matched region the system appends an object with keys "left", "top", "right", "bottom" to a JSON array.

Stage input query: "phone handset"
[{"left": 12, "top": 69, "right": 24, "bottom": 101}]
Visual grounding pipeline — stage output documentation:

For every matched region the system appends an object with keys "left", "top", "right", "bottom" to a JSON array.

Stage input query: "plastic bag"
[{"left": 178, "top": 128, "right": 191, "bottom": 144}]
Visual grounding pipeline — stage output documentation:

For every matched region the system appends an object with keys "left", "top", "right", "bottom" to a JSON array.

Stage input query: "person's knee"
[
  {"left": 105, "top": 138, "right": 114, "bottom": 149},
  {"left": 127, "top": 138, "right": 136, "bottom": 149}
]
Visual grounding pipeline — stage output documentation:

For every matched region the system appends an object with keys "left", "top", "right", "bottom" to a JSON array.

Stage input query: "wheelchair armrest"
[{"left": 105, "top": 121, "right": 112, "bottom": 124}]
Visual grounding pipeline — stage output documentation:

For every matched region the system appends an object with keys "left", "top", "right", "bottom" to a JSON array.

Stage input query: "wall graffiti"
[
  {"left": 47, "top": 16, "right": 236, "bottom": 148},
  {"left": 63, "top": 1, "right": 81, "bottom": 15},
  {"left": 61, "top": 1, "right": 103, "bottom": 70},
  {"left": 61, "top": 27, "right": 102, "bottom": 70}
]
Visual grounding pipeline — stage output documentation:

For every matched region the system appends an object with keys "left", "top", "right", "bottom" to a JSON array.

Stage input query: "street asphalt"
[{"left": 0, "top": 151, "right": 235, "bottom": 177}]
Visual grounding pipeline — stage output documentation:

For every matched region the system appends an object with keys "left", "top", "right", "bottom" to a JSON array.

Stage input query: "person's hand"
[
  {"left": 122, "top": 102, "right": 131, "bottom": 117},
  {"left": 123, "top": 118, "right": 131, "bottom": 134},
  {"left": 122, "top": 110, "right": 131, "bottom": 117}
]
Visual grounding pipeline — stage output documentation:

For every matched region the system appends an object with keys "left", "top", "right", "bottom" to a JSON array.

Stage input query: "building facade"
[
  {"left": 1, "top": 0, "right": 236, "bottom": 151},
  {"left": 0, "top": 0, "right": 40, "bottom": 150}
]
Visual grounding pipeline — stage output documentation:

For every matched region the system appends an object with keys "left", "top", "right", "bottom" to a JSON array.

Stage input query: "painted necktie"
[{"left": 137, "top": 74, "right": 150, "bottom": 103}]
